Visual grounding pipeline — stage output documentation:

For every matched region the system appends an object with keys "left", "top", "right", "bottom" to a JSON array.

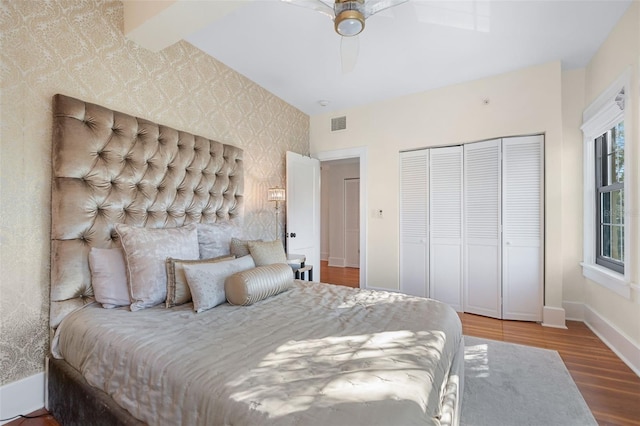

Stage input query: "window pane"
[
  {"left": 601, "top": 190, "right": 624, "bottom": 225},
  {"left": 610, "top": 225, "right": 624, "bottom": 262},
  {"left": 601, "top": 224, "right": 611, "bottom": 258},
  {"left": 600, "top": 124, "right": 625, "bottom": 186},
  {"left": 599, "top": 224, "right": 624, "bottom": 263},
  {"left": 601, "top": 192, "right": 610, "bottom": 224}
]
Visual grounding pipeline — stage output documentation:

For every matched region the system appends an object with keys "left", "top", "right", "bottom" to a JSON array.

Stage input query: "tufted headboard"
[{"left": 50, "top": 94, "right": 244, "bottom": 329}]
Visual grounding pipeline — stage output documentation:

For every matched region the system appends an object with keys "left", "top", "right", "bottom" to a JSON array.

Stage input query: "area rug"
[{"left": 460, "top": 336, "right": 597, "bottom": 426}]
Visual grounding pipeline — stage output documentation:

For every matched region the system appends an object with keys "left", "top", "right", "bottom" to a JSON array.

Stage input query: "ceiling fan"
[{"left": 282, "top": 0, "right": 408, "bottom": 73}]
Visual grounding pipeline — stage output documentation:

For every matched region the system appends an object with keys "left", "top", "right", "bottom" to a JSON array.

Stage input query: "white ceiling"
[{"left": 183, "top": 0, "right": 631, "bottom": 116}]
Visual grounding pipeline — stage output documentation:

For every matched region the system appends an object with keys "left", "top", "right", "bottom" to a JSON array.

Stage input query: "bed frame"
[
  {"left": 48, "top": 94, "right": 244, "bottom": 424},
  {"left": 47, "top": 94, "right": 463, "bottom": 425}
]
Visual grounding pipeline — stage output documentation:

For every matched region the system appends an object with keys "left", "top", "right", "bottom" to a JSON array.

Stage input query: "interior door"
[
  {"left": 399, "top": 150, "right": 429, "bottom": 297},
  {"left": 344, "top": 178, "right": 360, "bottom": 267},
  {"left": 502, "top": 135, "right": 543, "bottom": 321},
  {"left": 286, "top": 151, "right": 321, "bottom": 281},
  {"left": 463, "top": 139, "right": 502, "bottom": 319},
  {"left": 429, "top": 146, "right": 463, "bottom": 311}
]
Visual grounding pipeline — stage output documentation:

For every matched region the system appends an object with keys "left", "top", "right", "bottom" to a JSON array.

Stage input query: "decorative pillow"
[
  {"left": 115, "top": 223, "right": 199, "bottom": 311},
  {"left": 225, "top": 263, "right": 294, "bottom": 306},
  {"left": 230, "top": 237, "right": 262, "bottom": 257},
  {"left": 248, "top": 240, "right": 287, "bottom": 266},
  {"left": 197, "top": 222, "right": 242, "bottom": 259},
  {"left": 165, "top": 255, "right": 235, "bottom": 307},
  {"left": 88, "top": 247, "right": 130, "bottom": 309},
  {"left": 184, "top": 255, "right": 256, "bottom": 313}
]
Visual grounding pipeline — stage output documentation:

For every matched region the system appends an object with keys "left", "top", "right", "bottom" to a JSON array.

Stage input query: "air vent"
[{"left": 331, "top": 116, "right": 347, "bottom": 132}]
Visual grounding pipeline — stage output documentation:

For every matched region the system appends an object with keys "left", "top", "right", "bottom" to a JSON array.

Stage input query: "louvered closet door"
[
  {"left": 502, "top": 135, "right": 543, "bottom": 321},
  {"left": 399, "top": 150, "right": 429, "bottom": 297},
  {"left": 463, "top": 139, "right": 502, "bottom": 319},
  {"left": 429, "top": 146, "right": 463, "bottom": 311}
]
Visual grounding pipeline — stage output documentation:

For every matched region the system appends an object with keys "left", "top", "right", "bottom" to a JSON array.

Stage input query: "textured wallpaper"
[{"left": 0, "top": 0, "right": 309, "bottom": 385}]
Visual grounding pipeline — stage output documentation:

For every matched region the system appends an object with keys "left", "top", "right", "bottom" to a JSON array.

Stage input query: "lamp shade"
[{"left": 267, "top": 187, "right": 286, "bottom": 202}]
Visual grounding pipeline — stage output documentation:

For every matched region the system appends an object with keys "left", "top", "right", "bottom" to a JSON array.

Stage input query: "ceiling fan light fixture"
[{"left": 335, "top": 10, "right": 364, "bottom": 37}]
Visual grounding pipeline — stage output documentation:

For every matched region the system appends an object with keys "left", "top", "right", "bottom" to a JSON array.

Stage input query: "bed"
[{"left": 48, "top": 94, "right": 464, "bottom": 425}]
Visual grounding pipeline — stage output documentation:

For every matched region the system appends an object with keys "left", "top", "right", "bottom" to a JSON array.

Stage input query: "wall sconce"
[{"left": 267, "top": 187, "right": 286, "bottom": 240}]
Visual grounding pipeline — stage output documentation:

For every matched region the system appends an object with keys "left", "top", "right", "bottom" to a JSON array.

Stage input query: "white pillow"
[
  {"left": 165, "top": 255, "right": 235, "bottom": 308},
  {"left": 184, "top": 255, "right": 255, "bottom": 313},
  {"left": 88, "top": 247, "right": 130, "bottom": 309},
  {"left": 115, "top": 223, "right": 200, "bottom": 311}
]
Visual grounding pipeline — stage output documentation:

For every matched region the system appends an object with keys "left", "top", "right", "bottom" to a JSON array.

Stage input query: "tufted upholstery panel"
[{"left": 50, "top": 94, "right": 244, "bottom": 328}]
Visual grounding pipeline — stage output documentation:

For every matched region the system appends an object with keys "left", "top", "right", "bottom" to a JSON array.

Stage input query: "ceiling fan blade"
[
  {"left": 364, "top": 0, "right": 408, "bottom": 17},
  {"left": 341, "top": 35, "right": 359, "bottom": 74},
  {"left": 281, "top": 0, "right": 335, "bottom": 19}
]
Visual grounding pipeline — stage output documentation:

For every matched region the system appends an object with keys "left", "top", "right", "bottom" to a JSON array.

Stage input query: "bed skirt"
[{"left": 47, "top": 357, "right": 144, "bottom": 426}]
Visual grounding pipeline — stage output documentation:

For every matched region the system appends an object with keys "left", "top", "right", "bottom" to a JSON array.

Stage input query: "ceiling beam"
[{"left": 123, "top": 0, "right": 248, "bottom": 52}]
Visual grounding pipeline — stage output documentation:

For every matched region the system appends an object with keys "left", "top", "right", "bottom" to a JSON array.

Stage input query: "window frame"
[
  {"left": 594, "top": 128, "right": 625, "bottom": 274},
  {"left": 580, "top": 70, "right": 632, "bottom": 299}
]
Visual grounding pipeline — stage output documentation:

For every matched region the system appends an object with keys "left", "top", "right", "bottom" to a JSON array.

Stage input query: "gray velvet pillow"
[
  {"left": 248, "top": 240, "right": 287, "bottom": 266},
  {"left": 115, "top": 223, "right": 199, "bottom": 311},
  {"left": 225, "top": 263, "right": 294, "bottom": 306},
  {"left": 197, "top": 222, "right": 242, "bottom": 259},
  {"left": 230, "top": 237, "right": 262, "bottom": 257},
  {"left": 165, "top": 255, "right": 235, "bottom": 308},
  {"left": 88, "top": 247, "right": 130, "bottom": 309}
]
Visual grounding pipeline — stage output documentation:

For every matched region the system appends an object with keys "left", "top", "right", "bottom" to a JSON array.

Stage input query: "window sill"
[{"left": 581, "top": 262, "right": 631, "bottom": 299}]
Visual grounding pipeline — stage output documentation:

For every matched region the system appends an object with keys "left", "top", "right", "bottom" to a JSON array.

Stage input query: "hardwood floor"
[
  {"left": 9, "top": 311, "right": 639, "bottom": 425},
  {"left": 4, "top": 409, "right": 58, "bottom": 426},
  {"left": 319, "top": 260, "right": 360, "bottom": 288}
]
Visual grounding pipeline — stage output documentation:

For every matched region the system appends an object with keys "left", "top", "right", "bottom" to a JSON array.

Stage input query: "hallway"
[{"left": 319, "top": 260, "right": 359, "bottom": 288}]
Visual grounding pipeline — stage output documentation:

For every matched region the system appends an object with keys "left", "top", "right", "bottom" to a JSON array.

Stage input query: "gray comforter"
[{"left": 52, "top": 282, "right": 462, "bottom": 425}]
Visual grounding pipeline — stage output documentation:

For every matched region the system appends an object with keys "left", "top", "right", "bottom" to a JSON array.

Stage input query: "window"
[
  {"left": 595, "top": 122, "right": 624, "bottom": 273},
  {"left": 580, "top": 70, "right": 632, "bottom": 299}
]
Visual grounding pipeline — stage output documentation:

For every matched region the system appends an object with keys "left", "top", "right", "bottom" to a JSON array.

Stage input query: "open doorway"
[
  {"left": 316, "top": 146, "right": 367, "bottom": 289},
  {"left": 320, "top": 159, "right": 360, "bottom": 288}
]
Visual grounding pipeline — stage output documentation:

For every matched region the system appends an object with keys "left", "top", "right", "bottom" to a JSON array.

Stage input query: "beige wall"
[
  {"left": 561, "top": 68, "right": 587, "bottom": 304},
  {"left": 0, "top": 0, "right": 308, "bottom": 386},
  {"left": 310, "top": 62, "right": 565, "bottom": 313},
  {"left": 583, "top": 2, "right": 640, "bottom": 343}
]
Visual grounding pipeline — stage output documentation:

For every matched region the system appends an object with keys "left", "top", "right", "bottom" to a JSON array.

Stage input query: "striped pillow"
[{"left": 225, "top": 264, "right": 293, "bottom": 306}]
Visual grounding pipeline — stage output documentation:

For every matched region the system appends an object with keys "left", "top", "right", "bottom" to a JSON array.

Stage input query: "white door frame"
[
  {"left": 315, "top": 147, "right": 367, "bottom": 289},
  {"left": 344, "top": 177, "right": 360, "bottom": 268}
]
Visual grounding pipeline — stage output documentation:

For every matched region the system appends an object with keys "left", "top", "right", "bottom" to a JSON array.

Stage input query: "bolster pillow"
[{"left": 225, "top": 263, "right": 293, "bottom": 306}]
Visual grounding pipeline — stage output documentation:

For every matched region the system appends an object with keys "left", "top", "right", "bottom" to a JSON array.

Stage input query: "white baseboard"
[
  {"left": 583, "top": 305, "right": 640, "bottom": 377},
  {"left": 366, "top": 286, "right": 401, "bottom": 293},
  {"left": 541, "top": 306, "right": 567, "bottom": 328},
  {"left": 328, "top": 257, "right": 345, "bottom": 267},
  {"left": 0, "top": 372, "right": 45, "bottom": 425},
  {"left": 563, "top": 301, "right": 585, "bottom": 321}
]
